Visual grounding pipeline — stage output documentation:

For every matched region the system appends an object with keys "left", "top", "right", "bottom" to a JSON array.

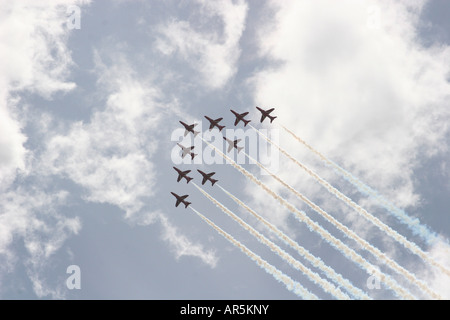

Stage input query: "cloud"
[
  {"left": 43, "top": 51, "right": 162, "bottom": 217},
  {"left": 0, "top": 0, "right": 90, "bottom": 298},
  {"left": 249, "top": 0, "right": 450, "bottom": 219},
  {"left": 42, "top": 49, "right": 218, "bottom": 267},
  {"left": 1, "top": 41, "right": 218, "bottom": 295},
  {"left": 418, "top": 240, "right": 450, "bottom": 299},
  {"left": 0, "top": 91, "right": 27, "bottom": 188},
  {"left": 0, "top": 187, "right": 81, "bottom": 298},
  {"left": 155, "top": 0, "right": 248, "bottom": 89},
  {"left": 0, "top": 0, "right": 91, "bottom": 186},
  {"left": 240, "top": 0, "right": 450, "bottom": 298},
  {"left": 148, "top": 213, "right": 218, "bottom": 268}
]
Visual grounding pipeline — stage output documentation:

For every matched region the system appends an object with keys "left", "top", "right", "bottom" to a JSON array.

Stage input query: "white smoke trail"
[
  {"left": 281, "top": 124, "right": 449, "bottom": 252},
  {"left": 252, "top": 125, "right": 450, "bottom": 278},
  {"left": 192, "top": 182, "right": 350, "bottom": 299},
  {"left": 199, "top": 136, "right": 416, "bottom": 299},
  {"left": 189, "top": 206, "right": 318, "bottom": 299},
  {"left": 217, "top": 184, "right": 371, "bottom": 300},
  {"left": 242, "top": 148, "right": 443, "bottom": 300}
]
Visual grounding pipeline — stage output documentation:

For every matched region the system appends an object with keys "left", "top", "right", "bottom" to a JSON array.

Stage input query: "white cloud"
[
  {"left": 0, "top": 91, "right": 27, "bottom": 189},
  {"left": 249, "top": 0, "right": 450, "bottom": 215},
  {"left": 0, "top": 0, "right": 88, "bottom": 96},
  {"left": 0, "top": 42, "right": 218, "bottom": 295},
  {"left": 157, "top": 214, "right": 218, "bottom": 268},
  {"left": 0, "top": 188, "right": 81, "bottom": 298},
  {"left": 423, "top": 241, "right": 450, "bottom": 299},
  {"left": 42, "top": 49, "right": 218, "bottom": 267},
  {"left": 155, "top": 0, "right": 248, "bottom": 89},
  {"left": 244, "top": 0, "right": 450, "bottom": 297},
  {"left": 133, "top": 211, "right": 218, "bottom": 268},
  {"left": 0, "top": 0, "right": 91, "bottom": 186},
  {"left": 0, "top": 0, "right": 90, "bottom": 298},
  {"left": 43, "top": 52, "right": 160, "bottom": 217}
]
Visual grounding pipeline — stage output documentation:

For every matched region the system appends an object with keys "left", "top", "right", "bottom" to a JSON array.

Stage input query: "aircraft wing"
[
  {"left": 234, "top": 118, "right": 239, "bottom": 126},
  {"left": 267, "top": 108, "right": 274, "bottom": 113},
  {"left": 175, "top": 199, "right": 182, "bottom": 207},
  {"left": 227, "top": 143, "right": 233, "bottom": 153},
  {"left": 207, "top": 172, "right": 215, "bottom": 178},
  {"left": 180, "top": 195, "right": 188, "bottom": 200},
  {"left": 177, "top": 175, "right": 182, "bottom": 182},
  {"left": 241, "top": 112, "right": 249, "bottom": 116},
  {"left": 215, "top": 117, "right": 223, "bottom": 122},
  {"left": 201, "top": 177, "right": 208, "bottom": 185}
]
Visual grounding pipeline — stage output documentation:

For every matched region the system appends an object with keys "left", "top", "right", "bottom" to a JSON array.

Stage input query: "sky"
[{"left": 0, "top": 0, "right": 450, "bottom": 300}]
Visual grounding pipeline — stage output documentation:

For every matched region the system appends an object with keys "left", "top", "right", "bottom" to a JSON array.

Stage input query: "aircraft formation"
[
  {"left": 171, "top": 106, "right": 276, "bottom": 208},
  {"left": 169, "top": 104, "right": 449, "bottom": 300}
]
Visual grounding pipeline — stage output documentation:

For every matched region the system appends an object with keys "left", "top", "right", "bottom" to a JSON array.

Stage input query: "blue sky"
[{"left": 1, "top": 0, "right": 450, "bottom": 299}]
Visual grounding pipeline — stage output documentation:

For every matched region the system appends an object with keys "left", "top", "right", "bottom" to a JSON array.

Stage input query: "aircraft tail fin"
[
  {"left": 237, "top": 146, "right": 244, "bottom": 153},
  {"left": 243, "top": 119, "right": 251, "bottom": 127},
  {"left": 218, "top": 125, "right": 225, "bottom": 132},
  {"left": 191, "top": 153, "right": 197, "bottom": 160},
  {"left": 269, "top": 115, "right": 277, "bottom": 123},
  {"left": 185, "top": 201, "right": 191, "bottom": 208},
  {"left": 211, "top": 179, "right": 218, "bottom": 186},
  {"left": 193, "top": 130, "right": 200, "bottom": 137},
  {"left": 186, "top": 176, "right": 193, "bottom": 184}
]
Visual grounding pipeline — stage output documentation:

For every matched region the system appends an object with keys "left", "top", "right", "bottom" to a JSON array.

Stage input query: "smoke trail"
[
  {"left": 252, "top": 125, "right": 450, "bottom": 278},
  {"left": 199, "top": 136, "right": 416, "bottom": 299},
  {"left": 242, "top": 148, "right": 442, "bottom": 300},
  {"left": 217, "top": 184, "right": 371, "bottom": 300},
  {"left": 281, "top": 124, "right": 448, "bottom": 250},
  {"left": 189, "top": 206, "right": 318, "bottom": 300},
  {"left": 192, "top": 182, "right": 350, "bottom": 300}
]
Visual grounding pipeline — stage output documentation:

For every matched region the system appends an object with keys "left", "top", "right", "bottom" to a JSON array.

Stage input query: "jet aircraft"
[
  {"left": 177, "top": 143, "right": 197, "bottom": 160},
  {"left": 170, "top": 192, "right": 191, "bottom": 208},
  {"left": 173, "top": 166, "right": 193, "bottom": 183},
  {"left": 223, "top": 137, "right": 244, "bottom": 153},
  {"left": 256, "top": 106, "right": 277, "bottom": 123},
  {"left": 179, "top": 121, "right": 200, "bottom": 137},
  {"left": 204, "top": 116, "right": 225, "bottom": 132},
  {"left": 197, "top": 169, "right": 218, "bottom": 186},
  {"left": 230, "top": 109, "right": 251, "bottom": 127}
]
